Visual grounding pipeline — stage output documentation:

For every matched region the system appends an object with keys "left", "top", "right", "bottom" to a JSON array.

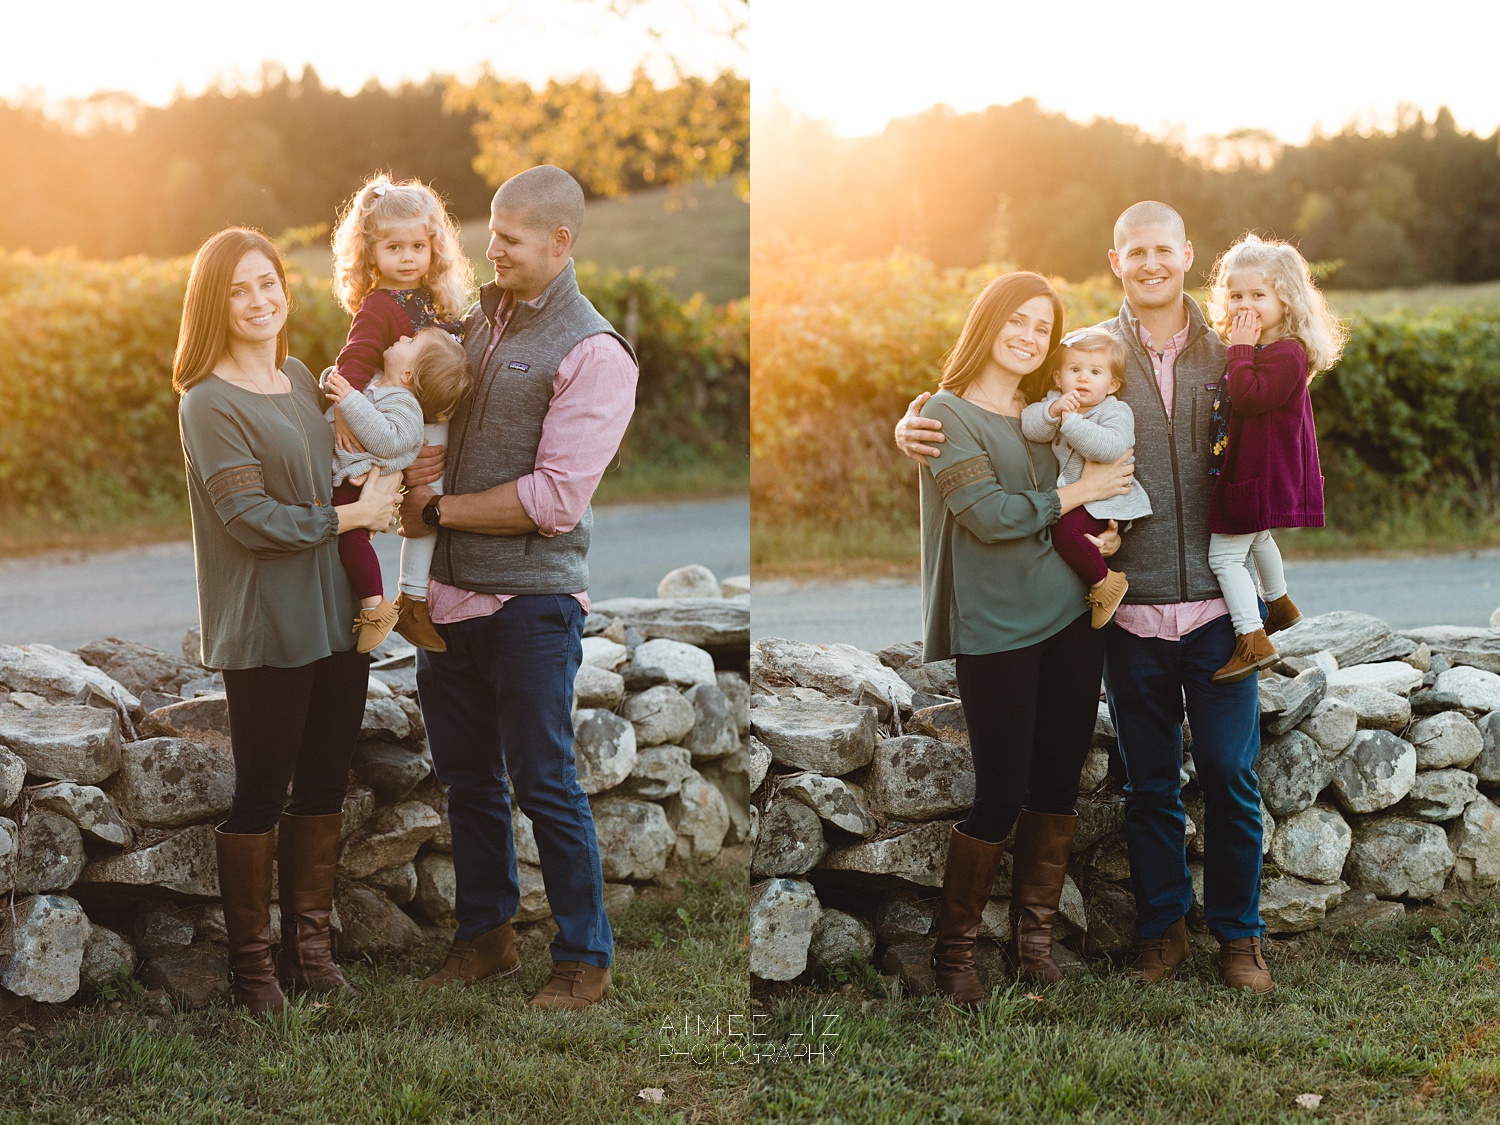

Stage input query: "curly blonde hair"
[
  {"left": 1207, "top": 235, "right": 1349, "bottom": 375},
  {"left": 331, "top": 173, "right": 474, "bottom": 320},
  {"left": 409, "top": 328, "right": 472, "bottom": 423}
]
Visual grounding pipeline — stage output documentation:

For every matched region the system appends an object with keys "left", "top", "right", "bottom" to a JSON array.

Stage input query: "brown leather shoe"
[
  {"left": 1219, "top": 937, "right": 1274, "bottom": 993},
  {"left": 1008, "top": 809, "right": 1076, "bottom": 986},
  {"left": 353, "top": 596, "right": 400, "bottom": 654},
  {"left": 525, "top": 960, "right": 611, "bottom": 1010},
  {"left": 1085, "top": 570, "right": 1130, "bottom": 629},
  {"left": 1132, "top": 917, "right": 1191, "bottom": 984},
  {"left": 1212, "top": 628, "right": 1279, "bottom": 684},
  {"left": 419, "top": 921, "right": 521, "bottom": 991},
  {"left": 931, "top": 825, "right": 1008, "bottom": 1007},
  {"left": 215, "top": 825, "right": 286, "bottom": 1015},
  {"left": 392, "top": 593, "right": 447, "bottom": 652},
  {"left": 276, "top": 811, "right": 353, "bottom": 994},
  {"left": 1264, "top": 594, "right": 1304, "bottom": 635}
]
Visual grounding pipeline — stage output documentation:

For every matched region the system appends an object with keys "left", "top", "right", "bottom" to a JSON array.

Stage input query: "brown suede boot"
[
  {"left": 1263, "top": 594, "right": 1304, "bottom": 635},
  {"left": 392, "top": 593, "right": 447, "bottom": 653},
  {"left": 525, "top": 961, "right": 612, "bottom": 1010},
  {"left": 931, "top": 825, "right": 1008, "bottom": 1007},
  {"left": 276, "top": 811, "right": 353, "bottom": 994},
  {"left": 215, "top": 825, "right": 286, "bottom": 1015},
  {"left": 1132, "top": 917, "right": 1191, "bottom": 984},
  {"left": 1007, "top": 809, "right": 1077, "bottom": 986},
  {"left": 1085, "top": 570, "right": 1130, "bottom": 629},
  {"left": 1212, "top": 628, "right": 1279, "bottom": 684},
  {"left": 353, "top": 596, "right": 400, "bottom": 654},
  {"left": 419, "top": 921, "right": 521, "bottom": 992},
  {"left": 1219, "top": 937, "right": 1274, "bottom": 993}
]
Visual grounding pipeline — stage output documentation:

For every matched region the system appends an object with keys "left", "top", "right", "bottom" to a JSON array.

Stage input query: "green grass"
[
  {"left": 286, "top": 179, "right": 748, "bottom": 305},
  {"left": 1326, "top": 280, "right": 1500, "bottom": 317},
  {"left": 0, "top": 859, "right": 748, "bottom": 1124},
  {"left": 752, "top": 897, "right": 1500, "bottom": 1123}
]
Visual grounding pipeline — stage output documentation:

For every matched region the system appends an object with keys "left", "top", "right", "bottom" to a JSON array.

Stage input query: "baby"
[{"left": 1021, "top": 328, "right": 1152, "bottom": 627}]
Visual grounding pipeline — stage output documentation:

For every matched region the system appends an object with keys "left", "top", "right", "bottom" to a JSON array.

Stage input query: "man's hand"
[
  {"left": 895, "top": 392, "right": 945, "bottom": 464},
  {"left": 1085, "top": 519, "right": 1121, "bottom": 558},
  {"left": 398, "top": 483, "right": 436, "bottom": 539},
  {"left": 403, "top": 441, "right": 446, "bottom": 489},
  {"left": 1228, "top": 308, "right": 1261, "bottom": 347}
]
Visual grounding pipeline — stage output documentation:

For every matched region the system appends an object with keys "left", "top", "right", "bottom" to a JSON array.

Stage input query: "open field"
[
  {"left": 1327, "top": 280, "right": 1500, "bottom": 317},
  {"left": 754, "top": 895, "right": 1500, "bottom": 1124}
]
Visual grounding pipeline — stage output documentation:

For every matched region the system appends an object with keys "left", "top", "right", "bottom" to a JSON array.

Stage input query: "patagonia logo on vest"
[
  {"left": 507, "top": 361, "right": 531, "bottom": 372},
  {"left": 1204, "top": 382, "right": 1218, "bottom": 390}
]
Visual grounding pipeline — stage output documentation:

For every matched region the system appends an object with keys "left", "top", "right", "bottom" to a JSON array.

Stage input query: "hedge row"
[
  {"left": 751, "top": 248, "right": 1500, "bottom": 531},
  {"left": 0, "top": 252, "right": 747, "bottom": 517}
]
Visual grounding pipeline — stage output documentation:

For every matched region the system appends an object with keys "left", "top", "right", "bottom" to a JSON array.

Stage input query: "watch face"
[{"left": 423, "top": 498, "right": 441, "bottom": 526}]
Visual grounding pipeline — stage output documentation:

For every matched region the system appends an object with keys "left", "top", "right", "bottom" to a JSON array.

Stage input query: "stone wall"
[
  {"left": 748, "top": 612, "right": 1500, "bottom": 986},
  {"left": 0, "top": 565, "right": 750, "bottom": 1009}
]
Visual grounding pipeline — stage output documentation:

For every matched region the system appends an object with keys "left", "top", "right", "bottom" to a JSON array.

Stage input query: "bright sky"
[
  {"left": 754, "top": 0, "right": 1500, "bottom": 142},
  {"left": 5, "top": 0, "right": 743, "bottom": 110}
]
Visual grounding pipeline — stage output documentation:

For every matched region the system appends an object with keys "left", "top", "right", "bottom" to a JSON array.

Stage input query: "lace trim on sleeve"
[
  {"left": 934, "top": 455, "right": 994, "bottom": 499},
  {"left": 206, "top": 464, "right": 263, "bottom": 505}
]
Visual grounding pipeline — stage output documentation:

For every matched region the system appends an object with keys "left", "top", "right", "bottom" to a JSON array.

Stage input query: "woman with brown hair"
[
  {"left": 174, "top": 227, "right": 402, "bottom": 1014},
  {"left": 916, "top": 271, "right": 1135, "bottom": 1006}
]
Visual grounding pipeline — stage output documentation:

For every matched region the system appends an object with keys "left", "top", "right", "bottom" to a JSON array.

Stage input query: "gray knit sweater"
[
  {"left": 328, "top": 382, "right": 425, "bottom": 486},
  {"left": 1020, "top": 392, "right": 1153, "bottom": 521}
]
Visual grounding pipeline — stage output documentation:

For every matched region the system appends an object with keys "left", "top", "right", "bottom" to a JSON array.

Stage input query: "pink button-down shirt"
[
  {"left": 428, "top": 288, "right": 638, "bottom": 624},
  {"left": 1112, "top": 319, "right": 1228, "bottom": 641}
]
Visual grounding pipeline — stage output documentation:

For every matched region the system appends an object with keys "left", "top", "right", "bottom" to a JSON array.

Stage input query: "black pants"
[
  {"left": 219, "top": 646, "right": 369, "bottom": 834},
  {"left": 954, "top": 612, "right": 1105, "bottom": 842}
]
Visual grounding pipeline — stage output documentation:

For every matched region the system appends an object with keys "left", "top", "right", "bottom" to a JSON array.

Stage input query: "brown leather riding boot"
[
  {"left": 276, "top": 811, "right": 353, "bottom": 994},
  {"left": 215, "top": 825, "right": 286, "bottom": 1015},
  {"left": 1131, "top": 917, "right": 1192, "bottom": 984},
  {"left": 1007, "top": 809, "right": 1077, "bottom": 986},
  {"left": 931, "top": 825, "right": 1007, "bottom": 1007},
  {"left": 419, "top": 921, "right": 521, "bottom": 992}
]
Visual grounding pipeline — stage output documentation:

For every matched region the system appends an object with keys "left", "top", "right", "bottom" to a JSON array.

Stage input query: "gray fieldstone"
[
  {"left": 109, "top": 737, "right": 234, "bottom": 828},
  {"left": 29, "top": 782, "right": 132, "bottom": 847},
  {"left": 512, "top": 805, "right": 539, "bottom": 866},
  {"left": 1257, "top": 729, "right": 1339, "bottom": 817},
  {"left": 1399, "top": 769, "right": 1478, "bottom": 822},
  {"left": 363, "top": 861, "right": 417, "bottom": 906},
  {"left": 748, "top": 737, "right": 772, "bottom": 794},
  {"left": 1260, "top": 875, "right": 1346, "bottom": 934},
  {"left": 581, "top": 636, "right": 629, "bottom": 671},
  {"left": 623, "top": 685, "right": 696, "bottom": 747},
  {"left": 875, "top": 891, "right": 937, "bottom": 943},
  {"left": 908, "top": 701, "right": 969, "bottom": 751},
  {"left": 1078, "top": 746, "right": 1111, "bottom": 793},
  {"left": 657, "top": 564, "right": 721, "bottom": 599},
  {"left": 0, "top": 894, "right": 91, "bottom": 1002},
  {"left": 0, "top": 746, "right": 24, "bottom": 808},
  {"left": 133, "top": 905, "right": 195, "bottom": 957},
  {"left": 0, "top": 644, "right": 139, "bottom": 732},
  {"left": 14, "top": 811, "right": 86, "bottom": 893},
  {"left": 1324, "top": 684, "right": 1411, "bottom": 732},
  {"left": 683, "top": 684, "right": 739, "bottom": 762},
  {"left": 0, "top": 704, "right": 122, "bottom": 784},
  {"left": 77, "top": 823, "right": 221, "bottom": 900},
  {"left": 1296, "top": 697, "right": 1359, "bottom": 757},
  {"left": 338, "top": 801, "right": 441, "bottom": 879},
  {"left": 515, "top": 863, "right": 551, "bottom": 922},
  {"left": 622, "top": 744, "right": 695, "bottom": 799},
  {"left": 1407, "top": 711, "right": 1483, "bottom": 770},
  {"left": 351, "top": 741, "right": 432, "bottom": 803},
  {"left": 1472, "top": 712, "right": 1500, "bottom": 785},
  {"left": 411, "top": 852, "right": 456, "bottom": 925},
  {"left": 79, "top": 924, "right": 136, "bottom": 992},
  {"left": 864, "top": 735, "right": 976, "bottom": 821},
  {"left": 628, "top": 638, "right": 716, "bottom": 690},
  {"left": 752, "top": 698, "right": 878, "bottom": 776},
  {"left": 696, "top": 748, "right": 752, "bottom": 845},
  {"left": 779, "top": 772, "right": 877, "bottom": 837},
  {"left": 189, "top": 903, "right": 283, "bottom": 946},
  {"left": 753, "top": 637, "right": 915, "bottom": 720},
  {"left": 721, "top": 574, "right": 751, "bottom": 598},
  {"left": 1269, "top": 804, "right": 1352, "bottom": 884},
  {"left": 573, "top": 708, "right": 639, "bottom": 794},
  {"left": 1323, "top": 888, "right": 1407, "bottom": 929},
  {"left": 591, "top": 797, "right": 677, "bottom": 881},
  {"left": 333, "top": 878, "right": 423, "bottom": 956},
  {"left": 665, "top": 770, "right": 731, "bottom": 861},
  {"left": 138, "top": 946, "right": 230, "bottom": 1009},
  {"left": 1403, "top": 626, "right": 1500, "bottom": 675},
  {"left": 1343, "top": 816, "right": 1455, "bottom": 899},
  {"left": 809, "top": 908, "right": 876, "bottom": 969},
  {"left": 74, "top": 637, "right": 200, "bottom": 698},
  {"left": 342, "top": 783, "right": 377, "bottom": 843},
  {"left": 588, "top": 596, "right": 749, "bottom": 652},
  {"left": 574, "top": 663, "right": 626, "bottom": 710},
  {"left": 359, "top": 697, "right": 411, "bottom": 742},
  {"left": 749, "top": 878, "right": 821, "bottom": 981},
  {"left": 751, "top": 798, "right": 826, "bottom": 877},
  {"left": 716, "top": 672, "right": 751, "bottom": 735},
  {"left": 1092, "top": 702, "right": 1117, "bottom": 748},
  {"left": 1448, "top": 794, "right": 1500, "bottom": 886},
  {"left": 1435, "top": 666, "right": 1500, "bottom": 712},
  {"left": 1330, "top": 730, "right": 1418, "bottom": 814},
  {"left": 1326, "top": 662, "right": 1425, "bottom": 696},
  {"left": 1260, "top": 667, "right": 1328, "bottom": 736},
  {"left": 0, "top": 817, "right": 16, "bottom": 894},
  {"left": 1275, "top": 611, "right": 1417, "bottom": 667},
  {"left": 141, "top": 694, "right": 231, "bottom": 752},
  {"left": 820, "top": 819, "right": 957, "bottom": 890}
]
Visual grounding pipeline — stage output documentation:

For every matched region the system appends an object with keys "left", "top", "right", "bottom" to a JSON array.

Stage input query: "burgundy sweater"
[
  {"left": 1208, "top": 339, "right": 1325, "bottom": 534},
  {"left": 334, "top": 287, "right": 441, "bottom": 391}
]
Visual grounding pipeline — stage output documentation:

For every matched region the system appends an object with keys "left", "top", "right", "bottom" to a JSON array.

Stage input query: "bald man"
[
  {"left": 896, "top": 202, "right": 1271, "bottom": 993},
  {"left": 401, "top": 166, "right": 637, "bottom": 1009}
]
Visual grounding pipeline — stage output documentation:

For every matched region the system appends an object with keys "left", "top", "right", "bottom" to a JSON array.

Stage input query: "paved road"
[
  {"left": 0, "top": 498, "right": 749, "bottom": 654},
  {"left": 754, "top": 550, "right": 1500, "bottom": 653}
]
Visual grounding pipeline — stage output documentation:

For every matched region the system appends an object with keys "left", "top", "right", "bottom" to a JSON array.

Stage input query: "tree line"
[
  {"left": 3, "top": 65, "right": 748, "bottom": 259},
  {"left": 754, "top": 99, "right": 1500, "bottom": 289}
]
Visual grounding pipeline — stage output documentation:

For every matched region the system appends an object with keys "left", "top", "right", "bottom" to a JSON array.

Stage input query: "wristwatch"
[{"left": 421, "top": 495, "right": 443, "bottom": 528}]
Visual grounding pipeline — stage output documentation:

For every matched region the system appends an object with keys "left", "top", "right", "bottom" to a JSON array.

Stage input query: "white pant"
[
  {"left": 1208, "top": 530, "right": 1289, "bottom": 636},
  {"left": 398, "top": 420, "right": 448, "bottom": 600}
]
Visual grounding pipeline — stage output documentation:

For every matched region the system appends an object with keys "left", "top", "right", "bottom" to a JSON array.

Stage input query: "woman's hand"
[
  {"left": 1075, "top": 449, "right": 1136, "bottom": 504},
  {"left": 337, "top": 465, "right": 402, "bottom": 533},
  {"left": 1228, "top": 308, "right": 1261, "bottom": 347},
  {"left": 333, "top": 408, "right": 366, "bottom": 455},
  {"left": 896, "top": 392, "right": 945, "bottom": 464}
]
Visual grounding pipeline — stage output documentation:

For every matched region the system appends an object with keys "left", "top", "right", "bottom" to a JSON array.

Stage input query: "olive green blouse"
[
  {"left": 178, "top": 359, "right": 359, "bottom": 670},
  {"left": 919, "top": 390, "right": 1087, "bottom": 660}
]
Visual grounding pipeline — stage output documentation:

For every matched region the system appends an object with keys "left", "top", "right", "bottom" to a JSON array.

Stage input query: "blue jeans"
[
  {"left": 416, "top": 594, "right": 612, "bottom": 967},
  {"left": 1103, "top": 614, "right": 1264, "bottom": 941}
]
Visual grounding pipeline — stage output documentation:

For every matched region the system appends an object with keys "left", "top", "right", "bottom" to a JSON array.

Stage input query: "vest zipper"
[{"left": 1191, "top": 387, "right": 1199, "bottom": 453}]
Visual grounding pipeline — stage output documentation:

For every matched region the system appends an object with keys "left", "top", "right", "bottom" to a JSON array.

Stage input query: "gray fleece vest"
[
  {"left": 431, "top": 260, "right": 635, "bottom": 595},
  {"left": 1100, "top": 297, "right": 1227, "bottom": 605}
]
